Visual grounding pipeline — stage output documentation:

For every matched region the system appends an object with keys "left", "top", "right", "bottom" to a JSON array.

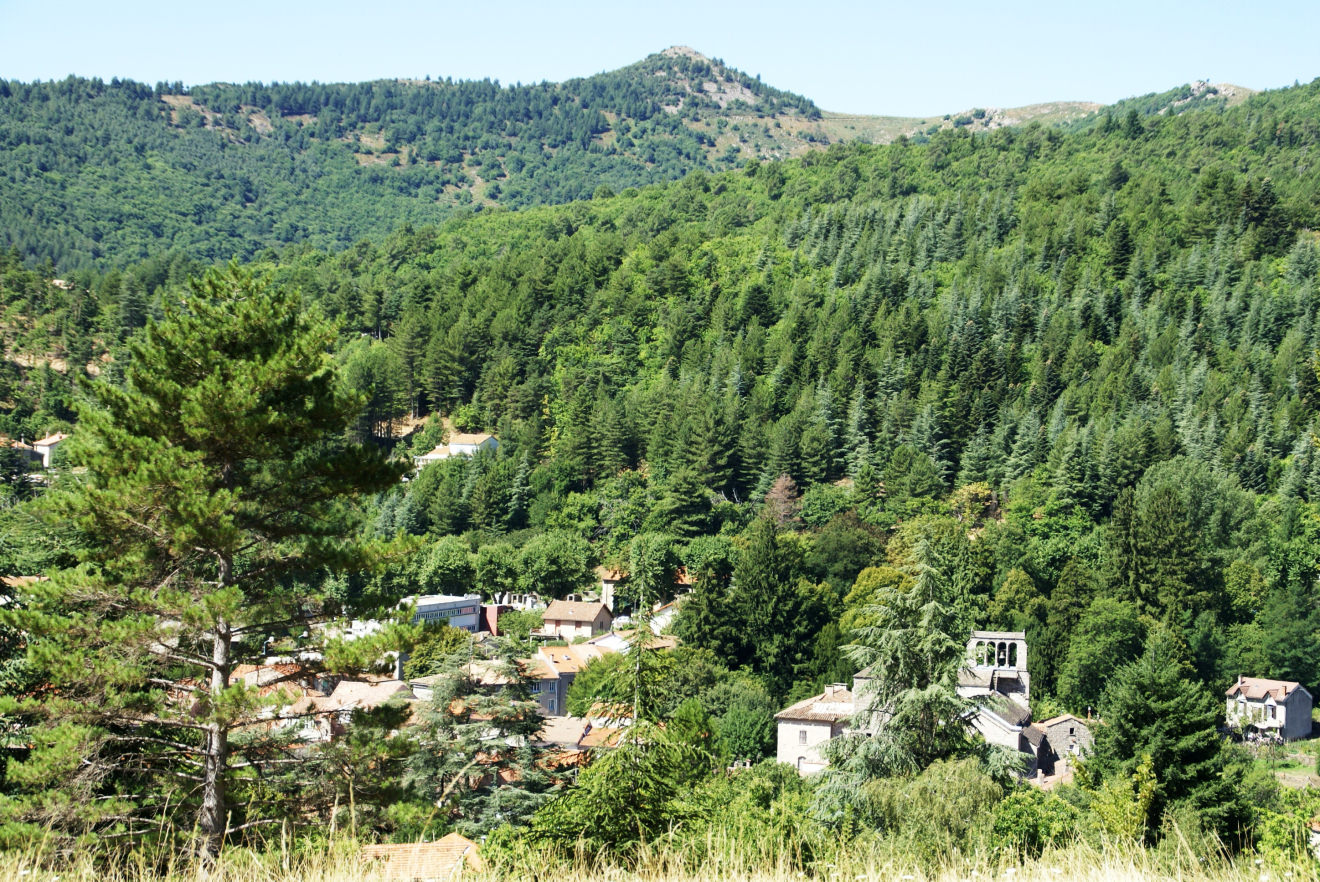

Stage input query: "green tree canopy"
[
  {"left": 0, "top": 265, "right": 404, "bottom": 855},
  {"left": 1089, "top": 628, "right": 1247, "bottom": 839}
]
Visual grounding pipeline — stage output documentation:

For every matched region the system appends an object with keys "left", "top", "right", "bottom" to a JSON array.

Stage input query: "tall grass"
[{"left": 0, "top": 834, "right": 1312, "bottom": 882}]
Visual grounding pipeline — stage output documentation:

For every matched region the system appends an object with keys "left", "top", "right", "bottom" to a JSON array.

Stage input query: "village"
[
  {"left": 186, "top": 564, "right": 1317, "bottom": 875},
  {"left": 7, "top": 425, "right": 1317, "bottom": 877}
]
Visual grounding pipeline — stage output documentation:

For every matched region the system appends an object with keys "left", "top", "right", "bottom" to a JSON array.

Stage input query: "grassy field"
[{"left": 1, "top": 838, "right": 1314, "bottom": 882}]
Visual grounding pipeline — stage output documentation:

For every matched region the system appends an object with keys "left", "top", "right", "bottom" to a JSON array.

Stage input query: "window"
[
  {"left": 549, "top": 699, "right": 556, "bottom": 713},
  {"left": 798, "top": 729, "right": 807, "bottom": 746}
]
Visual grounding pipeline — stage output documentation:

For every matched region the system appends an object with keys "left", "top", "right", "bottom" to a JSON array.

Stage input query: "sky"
[{"left": 1, "top": 0, "right": 1317, "bottom": 117}]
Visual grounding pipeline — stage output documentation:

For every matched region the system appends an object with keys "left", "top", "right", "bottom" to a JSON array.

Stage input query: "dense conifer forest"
[
  {"left": 0, "top": 49, "right": 821, "bottom": 269},
  {"left": 4, "top": 61, "right": 1320, "bottom": 868}
]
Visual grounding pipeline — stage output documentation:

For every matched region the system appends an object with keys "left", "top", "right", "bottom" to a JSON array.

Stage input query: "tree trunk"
[{"left": 198, "top": 619, "right": 232, "bottom": 859}]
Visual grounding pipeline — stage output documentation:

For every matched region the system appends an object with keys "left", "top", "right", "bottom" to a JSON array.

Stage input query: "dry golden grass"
[{"left": 1, "top": 835, "right": 1312, "bottom": 882}]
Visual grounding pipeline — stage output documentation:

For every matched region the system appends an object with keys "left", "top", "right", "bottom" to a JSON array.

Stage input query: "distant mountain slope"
[
  {"left": 818, "top": 100, "right": 1102, "bottom": 145},
  {"left": 0, "top": 49, "right": 1266, "bottom": 271},
  {"left": 0, "top": 48, "right": 829, "bottom": 270},
  {"left": 817, "top": 81, "right": 1256, "bottom": 145},
  {"left": 1062, "top": 80, "right": 1255, "bottom": 132}
]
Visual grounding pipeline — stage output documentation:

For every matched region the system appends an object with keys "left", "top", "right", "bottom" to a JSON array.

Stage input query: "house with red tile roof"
[{"left": 540, "top": 599, "right": 613, "bottom": 640}]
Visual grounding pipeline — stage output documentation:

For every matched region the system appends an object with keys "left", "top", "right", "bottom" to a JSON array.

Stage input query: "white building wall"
[
  {"left": 972, "top": 713, "right": 1022, "bottom": 751},
  {"left": 776, "top": 720, "right": 838, "bottom": 775},
  {"left": 412, "top": 594, "right": 483, "bottom": 631},
  {"left": 545, "top": 612, "right": 610, "bottom": 640},
  {"left": 1227, "top": 693, "right": 1313, "bottom": 741}
]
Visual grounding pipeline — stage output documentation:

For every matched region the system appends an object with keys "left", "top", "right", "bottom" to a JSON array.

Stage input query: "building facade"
[
  {"left": 1025, "top": 713, "right": 1094, "bottom": 777},
  {"left": 409, "top": 594, "right": 483, "bottom": 632},
  {"left": 541, "top": 600, "right": 613, "bottom": 640},
  {"left": 774, "top": 684, "right": 854, "bottom": 775},
  {"left": 957, "top": 630, "right": 1030, "bottom": 707},
  {"left": 1226, "top": 676, "right": 1314, "bottom": 741}
]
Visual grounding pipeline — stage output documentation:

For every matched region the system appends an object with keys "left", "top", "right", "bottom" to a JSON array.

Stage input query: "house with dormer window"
[{"left": 1226, "top": 676, "right": 1313, "bottom": 741}]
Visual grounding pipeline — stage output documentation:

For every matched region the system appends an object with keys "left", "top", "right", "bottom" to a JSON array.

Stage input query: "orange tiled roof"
[
  {"left": 448, "top": 432, "right": 495, "bottom": 446},
  {"left": 543, "top": 599, "right": 611, "bottom": 623},
  {"left": 774, "top": 686, "right": 855, "bottom": 723},
  {"left": 537, "top": 644, "right": 605, "bottom": 675},
  {"left": 578, "top": 724, "right": 625, "bottom": 749},
  {"left": 320, "top": 679, "right": 410, "bottom": 712}
]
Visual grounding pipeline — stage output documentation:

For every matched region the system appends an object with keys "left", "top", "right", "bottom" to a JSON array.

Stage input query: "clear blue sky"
[{"left": 1, "top": 0, "right": 1316, "bottom": 116}]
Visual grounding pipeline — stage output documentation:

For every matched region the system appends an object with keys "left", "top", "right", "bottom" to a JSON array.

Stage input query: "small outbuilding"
[{"left": 361, "top": 833, "right": 482, "bottom": 880}]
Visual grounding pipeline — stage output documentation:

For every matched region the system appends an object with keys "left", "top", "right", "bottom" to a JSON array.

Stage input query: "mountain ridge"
[{"left": 0, "top": 48, "right": 1270, "bottom": 271}]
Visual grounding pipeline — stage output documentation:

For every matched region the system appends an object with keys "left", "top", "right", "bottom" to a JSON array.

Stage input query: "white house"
[
  {"left": 774, "top": 684, "right": 854, "bottom": 775},
  {"left": 414, "top": 432, "right": 498, "bottom": 468},
  {"left": 1226, "top": 676, "right": 1314, "bottom": 741},
  {"left": 32, "top": 432, "right": 69, "bottom": 469},
  {"left": 540, "top": 599, "right": 613, "bottom": 640}
]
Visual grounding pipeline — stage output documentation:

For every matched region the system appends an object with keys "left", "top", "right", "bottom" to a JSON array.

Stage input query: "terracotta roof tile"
[
  {"left": 543, "top": 600, "right": 611, "bottom": 623},
  {"left": 774, "top": 686, "right": 854, "bottom": 723},
  {"left": 320, "top": 679, "right": 411, "bottom": 712},
  {"left": 448, "top": 432, "right": 495, "bottom": 446},
  {"left": 537, "top": 644, "right": 605, "bottom": 674}
]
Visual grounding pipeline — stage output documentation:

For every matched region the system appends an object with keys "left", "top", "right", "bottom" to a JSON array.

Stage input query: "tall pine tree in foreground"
[
  {"left": 1087, "top": 627, "right": 1248, "bottom": 841},
  {"left": 0, "top": 266, "right": 404, "bottom": 855}
]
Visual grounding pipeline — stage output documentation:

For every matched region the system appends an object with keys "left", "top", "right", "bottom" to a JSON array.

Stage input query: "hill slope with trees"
[
  {"left": 3, "top": 72, "right": 1320, "bottom": 862},
  {"left": 1, "top": 48, "right": 1254, "bottom": 272},
  {"left": 0, "top": 48, "right": 824, "bottom": 269}
]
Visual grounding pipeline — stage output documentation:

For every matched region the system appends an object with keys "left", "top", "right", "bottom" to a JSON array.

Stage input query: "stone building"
[
  {"left": 774, "top": 683, "right": 854, "bottom": 775},
  {"left": 1024, "top": 713, "right": 1094, "bottom": 777}
]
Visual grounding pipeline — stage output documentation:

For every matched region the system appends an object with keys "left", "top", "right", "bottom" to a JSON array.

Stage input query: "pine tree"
[
  {"left": 1090, "top": 629, "right": 1246, "bottom": 838},
  {"left": 506, "top": 453, "right": 532, "bottom": 530},
  {"left": 405, "top": 639, "right": 551, "bottom": 836},
  {"left": 0, "top": 266, "right": 404, "bottom": 855}
]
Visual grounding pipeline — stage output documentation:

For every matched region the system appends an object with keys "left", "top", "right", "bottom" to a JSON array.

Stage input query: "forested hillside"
[
  {"left": 0, "top": 48, "right": 824, "bottom": 269},
  {"left": 0, "top": 48, "right": 1251, "bottom": 274},
  {"left": 265, "top": 75, "right": 1320, "bottom": 702},
  {"left": 5, "top": 72, "right": 1320, "bottom": 860},
  {"left": 8, "top": 73, "right": 1320, "bottom": 686}
]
